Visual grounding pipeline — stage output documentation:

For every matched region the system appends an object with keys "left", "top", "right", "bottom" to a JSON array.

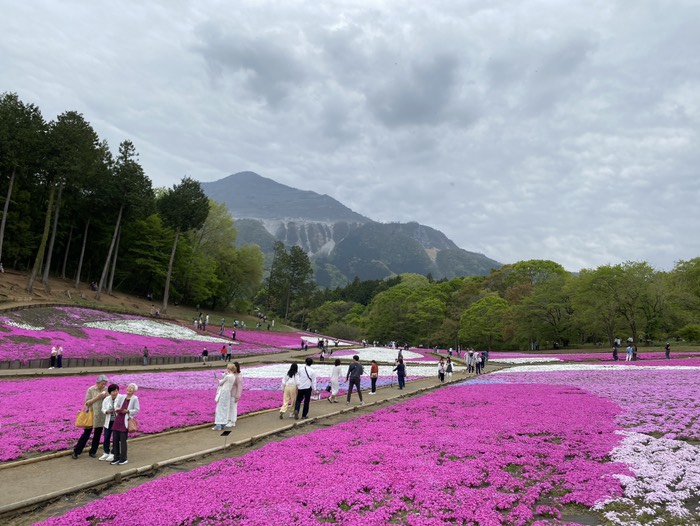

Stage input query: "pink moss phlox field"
[
  {"left": 0, "top": 369, "right": 407, "bottom": 462},
  {"left": 202, "top": 326, "right": 355, "bottom": 349},
  {"left": 0, "top": 372, "right": 276, "bottom": 462},
  {"left": 38, "top": 383, "right": 628, "bottom": 526},
  {"left": 0, "top": 307, "right": 277, "bottom": 363},
  {"left": 493, "top": 351, "right": 700, "bottom": 363},
  {"left": 498, "top": 369, "right": 700, "bottom": 441}
]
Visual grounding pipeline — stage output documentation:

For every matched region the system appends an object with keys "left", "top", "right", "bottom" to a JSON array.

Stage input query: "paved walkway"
[{"left": 0, "top": 353, "right": 497, "bottom": 519}]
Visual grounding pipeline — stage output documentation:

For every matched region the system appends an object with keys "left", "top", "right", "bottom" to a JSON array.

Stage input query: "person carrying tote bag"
[{"left": 72, "top": 374, "right": 109, "bottom": 459}]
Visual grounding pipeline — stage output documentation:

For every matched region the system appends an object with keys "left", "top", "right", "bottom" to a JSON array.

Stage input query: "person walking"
[
  {"left": 393, "top": 358, "right": 406, "bottom": 389},
  {"left": 213, "top": 364, "right": 236, "bottom": 430},
  {"left": 226, "top": 343, "right": 232, "bottom": 362},
  {"left": 293, "top": 358, "right": 317, "bottom": 420},
  {"left": 369, "top": 360, "right": 379, "bottom": 395},
  {"left": 446, "top": 357, "right": 453, "bottom": 380},
  {"left": 665, "top": 342, "right": 671, "bottom": 359},
  {"left": 437, "top": 358, "right": 446, "bottom": 383},
  {"left": 475, "top": 352, "right": 483, "bottom": 375},
  {"left": 99, "top": 384, "right": 120, "bottom": 462},
  {"left": 228, "top": 362, "right": 243, "bottom": 427},
  {"left": 626, "top": 343, "right": 634, "bottom": 362},
  {"left": 280, "top": 363, "right": 298, "bottom": 418},
  {"left": 329, "top": 359, "right": 342, "bottom": 403},
  {"left": 346, "top": 355, "right": 365, "bottom": 405},
  {"left": 110, "top": 383, "right": 140, "bottom": 466},
  {"left": 202, "top": 347, "right": 209, "bottom": 365},
  {"left": 72, "top": 374, "right": 109, "bottom": 459},
  {"left": 467, "top": 349, "right": 474, "bottom": 374},
  {"left": 142, "top": 346, "right": 149, "bottom": 366}
]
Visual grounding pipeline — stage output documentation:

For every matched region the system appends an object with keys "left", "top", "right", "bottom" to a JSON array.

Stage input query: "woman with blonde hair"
[{"left": 213, "top": 363, "right": 235, "bottom": 430}]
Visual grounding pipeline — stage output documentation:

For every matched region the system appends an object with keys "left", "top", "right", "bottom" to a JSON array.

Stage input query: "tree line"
[
  {"left": 298, "top": 258, "right": 700, "bottom": 351},
  {"left": 0, "top": 92, "right": 264, "bottom": 311}
]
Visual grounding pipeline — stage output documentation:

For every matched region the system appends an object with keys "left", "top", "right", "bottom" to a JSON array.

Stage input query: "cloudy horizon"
[{"left": 2, "top": 1, "right": 699, "bottom": 272}]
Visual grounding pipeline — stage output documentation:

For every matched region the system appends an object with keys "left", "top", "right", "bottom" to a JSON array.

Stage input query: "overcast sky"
[{"left": 2, "top": 1, "right": 699, "bottom": 272}]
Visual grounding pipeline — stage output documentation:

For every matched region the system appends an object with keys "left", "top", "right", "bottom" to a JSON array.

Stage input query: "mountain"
[{"left": 201, "top": 172, "right": 501, "bottom": 286}]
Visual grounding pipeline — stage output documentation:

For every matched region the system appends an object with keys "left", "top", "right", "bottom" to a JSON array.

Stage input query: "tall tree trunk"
[
  {"left": 96, "top": 204, "right": 123, "bottom": 300},
  {"left": 0, "top": 166, "right": 16, "bottom": 264},
  {"left": 162, "top": 228, "right": 180, "bottom": 315},
  {"left": 107, "top": 225, "right": 121, "bottom": 295},
  {"left": 74, "top": 218, "right": 90, "bottom": 288},
  {"left": 27, "top": 184, "right": 56, "bottom": 293},
  {"left": 42, "top": 180, "right": 64, "bottom": 290},
  {"left": 61, "top": 225, "right": 73, "bottom": 279},
  {"left": 284, "top": 286, "right": 291, "bottom": 321}
]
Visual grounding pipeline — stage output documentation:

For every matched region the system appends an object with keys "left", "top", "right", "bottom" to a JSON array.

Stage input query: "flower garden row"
[
  {"left": 0, "top": 363, "right": 452, "bottom": 462},
  {"left": 490, "top": 350, "right": 700, "bottom": 364},
  {"left": 33, "top": 361, "right": 700, "bottom": 525},
  {"left": 0, "top": 307, "right": 321, "bottom": 363}
]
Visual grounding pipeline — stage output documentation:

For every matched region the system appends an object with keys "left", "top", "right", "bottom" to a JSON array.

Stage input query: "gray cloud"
[{"left": 1, "top": 0, "right": 700, "bottom": 272}]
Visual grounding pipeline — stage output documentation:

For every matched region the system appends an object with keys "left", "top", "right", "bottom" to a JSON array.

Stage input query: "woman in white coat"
[
  {"left": 328, "top": 358, "right": 342, "bottom": 403},
  {"left": 213, "top": 363, "right": 235, "bottom": 430}
]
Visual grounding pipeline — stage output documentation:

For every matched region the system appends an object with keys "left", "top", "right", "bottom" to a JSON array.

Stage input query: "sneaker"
[
  {"left": 225, "top": 423, "right": 235, "bottom": 428},
  {"left": 106, "top": 454, "right": 114, "bottom": 462},
  {"left": 212, "top": 425, "right": 222, "bottom": 430},
  {"left": 99, "top": 453, "right": 109, "bottom": 461},
  {"left": 89, "top": 452, "right": 97, "bottom": 458},
  {"left": 361, "top": 401, "right": 365, "bottom": 406},
  {"left": 118, "top": 460, "right": 128, "bottom": 465},
  {"left": 368, "top": 392, "right": 375, "bottom": 395},
  {"left": 301, "top": 415, "right": 308, "bottom": 419},
  {"left": 346, "top": 401, "right": 350, "bottom": 405},
  {"left": 71, "top": 452, "right": 79, "bottom": 459},
  {"left": 279, "top": 412, "right": 284, "bottom": 419},
  {"left": 293, "top": 412, "right": 299, "bottom": 420},
  {"left": 110, "top": 460, "right": 120, "bottom": 465},
  {"left": 328, "top": 397, "right": 333, "bottom": 403}
]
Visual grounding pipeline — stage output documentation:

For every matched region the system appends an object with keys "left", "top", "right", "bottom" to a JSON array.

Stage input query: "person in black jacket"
[
  {"left": 345, "top": 355, "right": 364, "bottom": 405},
  {"left": 393, "top": 358, "right": 406, "bottom": 389}
]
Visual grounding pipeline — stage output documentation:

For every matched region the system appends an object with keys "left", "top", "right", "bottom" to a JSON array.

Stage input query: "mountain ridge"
[{"left": 201, "top": 172, "right": 501, "bottom": 285}]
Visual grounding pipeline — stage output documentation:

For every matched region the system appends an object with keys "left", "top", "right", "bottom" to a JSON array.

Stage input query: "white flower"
[
  {"left": 3, "top": 320, "right": 45, "bottom": 331},
  {"left": 84, "top": 320, "right": 226, "bottom": 342},
  {"left": 490, "top": 357, "right": 562, "bottom": 364}
]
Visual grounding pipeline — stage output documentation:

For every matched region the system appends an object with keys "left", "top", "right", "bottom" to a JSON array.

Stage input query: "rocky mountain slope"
[{"left": 201, "top": 172, "right": 500, "bottom": 286}]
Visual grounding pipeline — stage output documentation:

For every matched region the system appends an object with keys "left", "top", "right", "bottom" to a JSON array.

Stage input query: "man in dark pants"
[
  {"left": 293, "top": 357, "right": 317, "bottom": 420},
  {"left": 72, "top": 374, "right": 109, "bottom": 459},
  {"left": 346, "top": 355, "right": 365, "bottom": 406}
]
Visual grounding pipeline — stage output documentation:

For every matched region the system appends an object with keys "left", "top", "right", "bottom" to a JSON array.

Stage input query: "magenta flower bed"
[
  {"left": 494, "top": 367, "right": 700, "bottom": 440},
  {"left": 0, "top": 372, "right": 279, "bottom": 462},
  {"left": 233, "top": 329, "right": 318, "bottom": 348},
  {"left": 0, "top": 307, "right": 275, "bottom": 363},
  {"left": 39, "top": 383, "right": 628, "bottom": 526},
  {"left": 493, "top": 351, "right": 700, "bottom": 362},
  {"left": 0, "top": 368, "right": 414, "bottom": 462}
]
